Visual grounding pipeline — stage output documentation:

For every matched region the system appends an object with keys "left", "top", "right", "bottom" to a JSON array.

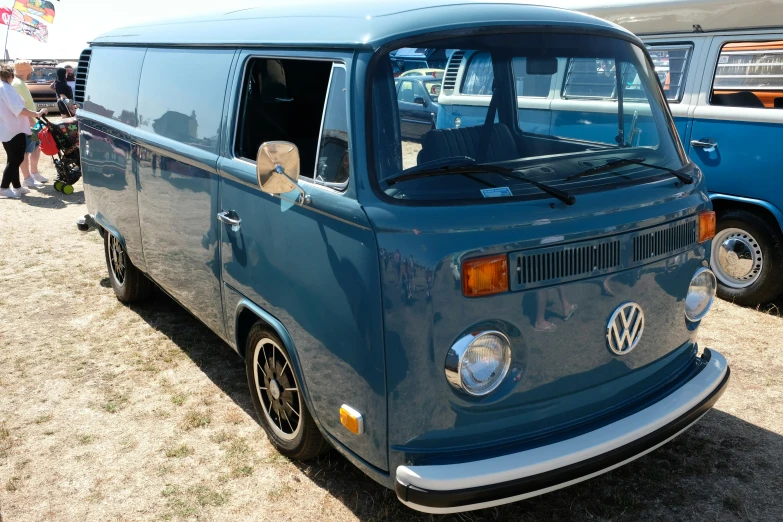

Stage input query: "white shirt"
[{"left": 0, "top": 80, "right": 30, "bottom": 143}]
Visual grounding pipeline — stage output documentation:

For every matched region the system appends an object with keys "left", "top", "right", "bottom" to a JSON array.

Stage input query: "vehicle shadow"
[{"left": 128, "top": 289, "right": 783, "bottom": 521}]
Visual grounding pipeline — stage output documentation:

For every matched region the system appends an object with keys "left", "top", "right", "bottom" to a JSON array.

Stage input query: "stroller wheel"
[
  {"left": 53, "top": 181, "right": 63, "bottom": 192},
  {"left": 62, "top": 184, "right": 74, "bottom": 195}
]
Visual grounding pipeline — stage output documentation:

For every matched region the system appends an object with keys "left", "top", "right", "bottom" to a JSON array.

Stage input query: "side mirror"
[
  {"left": 413, "top": 96, "right": 427, "bottom": 106},
  {"left": 256, "top": 141, "right": 310, "bottom": 205}
]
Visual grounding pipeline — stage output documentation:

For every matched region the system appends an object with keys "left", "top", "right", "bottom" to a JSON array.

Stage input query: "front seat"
[{"left": 417, "top": 123, "right": 520, "bottom": 164}]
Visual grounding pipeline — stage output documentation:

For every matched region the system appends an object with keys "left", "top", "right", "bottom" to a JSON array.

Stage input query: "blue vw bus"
[{"left": 76, "top": 2, "right": 729, "bottom": 513}]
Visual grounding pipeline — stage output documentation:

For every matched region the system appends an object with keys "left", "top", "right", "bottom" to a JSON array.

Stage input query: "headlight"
[
  {"left": 445, "top": 331, "right": 511, "bottom": 396},
  {"left": 686, "top": 268, "right": 717, "bottom": 322}
]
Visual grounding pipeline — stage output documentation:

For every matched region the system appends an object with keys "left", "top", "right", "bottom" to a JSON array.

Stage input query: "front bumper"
[{"left": 395, "top": 348, "right": 730, "bottom": 514}]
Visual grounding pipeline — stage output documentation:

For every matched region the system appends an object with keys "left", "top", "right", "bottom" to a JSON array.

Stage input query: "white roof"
[{"left": 537, "top": 0, "right": 783, "bottom": 35}]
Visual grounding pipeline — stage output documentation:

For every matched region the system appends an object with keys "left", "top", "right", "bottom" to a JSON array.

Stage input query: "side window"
[
  {"left": 563, "top": 58, "right": 616, "bottom": 99},
  {"left": 711, "top": 41, "right": 783, "bottom": 108},
  {"left": 315, "top": 66, "right": 350, "bottom": 186},
  {"left": 412, "top": 81, "right": 429, "bottom": 101},
  {"left": 235, "top": 58, "right": 333, "bottom": 179},
  {"left": 82, "top": 47, "right": 146, "bottom": 126},
  {"left": 461, "top": 52, "right": 493, "bottom": 95},
  {"left": 511, "top": 57, "right": 552, "bottom": 98},
  {"left": 647, "top": 45, "right": 692, "bottom": 102},
  {"left": 398, "top": 80, "right": 415, "bottom": 102},
  {"left": 136, "top": 49, "right": 233, "bottom": 153}
]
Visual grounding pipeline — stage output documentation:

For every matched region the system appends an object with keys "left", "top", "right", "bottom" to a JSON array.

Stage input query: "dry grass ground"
[{"left": 1, "top": 149, "right": 782, "bottom": 522}]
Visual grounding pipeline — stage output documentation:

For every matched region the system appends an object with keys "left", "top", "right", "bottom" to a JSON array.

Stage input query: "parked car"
[
  {"left": 395, "top": 75, "right": 441, "bottom": 140},
  {"left": 399, "top": 68, "right": 445, "bottom": 79},
  {"left": 558, "top": 0, "right": 783, "bottom": 305},
  {"left": 77, "top": 1, "right": 729, "bottom": 513},
  {"left": 26, "top": 59, "right": 59, "bottom": 112},
  {"left": 391, "top": 47, "right": 453, "bottom": 76}
]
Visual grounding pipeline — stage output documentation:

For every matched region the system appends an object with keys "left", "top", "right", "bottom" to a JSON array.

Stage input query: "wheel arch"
[
  {"left": 233, "top": 299, "right": 328, "bottom": 437},
  {"left": 710, "top": 194, "right": 783, "bottom": 235}
]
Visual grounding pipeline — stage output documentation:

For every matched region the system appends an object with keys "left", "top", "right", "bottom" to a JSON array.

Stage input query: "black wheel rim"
[
  {"left": 108, "top": 235, "right": 126, "bottom": 285},
  {"left": 253, "top": 338, "right": 302, "bottom": 441}
]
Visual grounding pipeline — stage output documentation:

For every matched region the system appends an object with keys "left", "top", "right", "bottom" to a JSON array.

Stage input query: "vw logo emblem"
[{"left": 606, "top": 302, "right": 645, "bottom": 355}]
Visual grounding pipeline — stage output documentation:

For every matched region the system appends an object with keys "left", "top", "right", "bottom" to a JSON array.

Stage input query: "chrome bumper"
[{"left": 395, "top": 349, "right": 730, "bottom": 514}]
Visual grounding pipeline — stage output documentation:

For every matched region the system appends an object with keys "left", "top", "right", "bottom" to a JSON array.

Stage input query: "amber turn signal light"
[
  {"left": 339, "top": 405, "right": 364, "bottom": 435},
  {"left": 698, "top": 211, "right": 716, "bottom": 243},
  {"left": 462, "top": 254, "right": 509, "bottom": 297}
]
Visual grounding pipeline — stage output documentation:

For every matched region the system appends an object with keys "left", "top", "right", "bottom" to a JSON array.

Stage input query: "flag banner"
[
  {"left": 0, "top": 7, "right": 11, "bottom": 26},
  {"left": 13, "top": 0, "right": 55, "bottom": 24},
  {"left": 10, "top": 9, "right": 48, "bottom": 43}
]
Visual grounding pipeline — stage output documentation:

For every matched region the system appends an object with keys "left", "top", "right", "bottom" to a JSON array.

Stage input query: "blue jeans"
[{"left": 25, "top": 133, "right": 39, "bottom": 154}]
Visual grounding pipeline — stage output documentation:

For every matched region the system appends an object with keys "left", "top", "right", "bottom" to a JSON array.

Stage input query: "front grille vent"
[
  {"left": 74, "top": 48, "right": 92, "bottom": 104},
  {"left": 442, "top": 51, "right": 465, "bottom": 94},
  {"left": 511, "top": 239, "right": 621, "bottom": 289},
  {"left": 633, "top": 219, "right": 697, "bottom": 263}
]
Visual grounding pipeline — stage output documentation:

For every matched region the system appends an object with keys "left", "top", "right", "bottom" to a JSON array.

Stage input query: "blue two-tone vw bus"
[{"left": 76, "top": 2, "right": 729, "bottom": 513}]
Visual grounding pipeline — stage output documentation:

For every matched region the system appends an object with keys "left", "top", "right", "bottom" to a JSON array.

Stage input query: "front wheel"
[
  {"left": 711, "top": 209, "right": 783, "bottom": 305},
  {"left": 245, "top": 324, "right": 328, "bottom": 460},
  {"left": 103, "top": 231, "right": 154, "bottom": 303}
]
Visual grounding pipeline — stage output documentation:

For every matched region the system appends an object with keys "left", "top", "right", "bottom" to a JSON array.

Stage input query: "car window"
[
  {"left": 461, "top": 53, "right": 494, "bottom": 95},
  {"left": 646, "top": 45, "right": 692, "bottom": 102},
  {"left": 398, "top": 80, "right": 415, "bottom": 102},
  {"left": 136, "top": 49, "right": 233, "bottom": 154},
  {"left": 711, "top": 40, "right": 783, "bottom": 108},
  {"left": 82, "top": 47, "right": 146, "bottom": 127},
  {"left": 314, "top": 66, "right": 350, "bottom": 187},
  {"left": 235, "top": 58, "right": 334, "bottom": 180},
  {"left": 413, "top": 81, "right": 428, "bottom": 101},
  {"left": 563, "top": 58, "right": 617, "bottom": 99}
]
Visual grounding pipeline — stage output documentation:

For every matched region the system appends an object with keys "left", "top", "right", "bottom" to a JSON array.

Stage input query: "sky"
[
  {"left": 1, "top": 0, "right": 670, "bottom": 60},
  {"left": 2, "top": 0, "right": 261, "bottom": 59}
]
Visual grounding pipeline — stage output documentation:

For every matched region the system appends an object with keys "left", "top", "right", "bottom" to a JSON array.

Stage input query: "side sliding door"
[{"left": 134, "top": 48, "right": 238, "bottom": 339}]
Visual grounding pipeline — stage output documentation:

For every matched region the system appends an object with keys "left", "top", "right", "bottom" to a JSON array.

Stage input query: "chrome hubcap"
[
  {"left": 252, "top": 338, "right": 302, "bottom": 441},
  {"left": 711, "top": 227, "right": 763, "bottom": 288},
  {"left": 108, "top": 235, "right": 126, "bottom": 285}
]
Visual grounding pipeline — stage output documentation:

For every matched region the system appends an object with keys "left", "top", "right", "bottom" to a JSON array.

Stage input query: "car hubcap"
[
  {"left": 711, "top": 227, "right": 763, "bottom": 289},
  {"left": 252, "top": 338, "right": 302, "bottom": 441},
  {"left": 109, "top": 235, "right": 126, "bottom": 285}
]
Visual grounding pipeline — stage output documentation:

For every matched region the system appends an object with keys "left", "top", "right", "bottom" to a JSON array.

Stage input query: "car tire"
[
  {"left": 711, "top": 209, "right": 783, "bottom": 305},
  {"left": 245, "top": 323, "right": 329, "bottom": 460},
  {"left": 103, "top": 231, "right": 154, "bottom": 303}
]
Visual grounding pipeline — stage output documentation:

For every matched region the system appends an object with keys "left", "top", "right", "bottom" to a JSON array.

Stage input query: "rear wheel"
[
  {"left": 53, "top": 181, "right": 63, "bottom": 192},
  {"left": 103, "top": 232, "right": 153, "bottom": 303},
  {"left": 711, "top": 209, "right": 783, "bottom": 305},
  {"left": 62, "top": 184, "right": 74, "bottom": 195},
  {"left": 245, "top": 324, "right": 328, "bottom": 460}
]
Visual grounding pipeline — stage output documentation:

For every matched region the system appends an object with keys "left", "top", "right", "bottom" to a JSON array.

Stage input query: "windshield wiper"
[
  {"left": 382, "top": 159, "right": 576, "bottom": 206},
  {"left": 569, "top": 157, "right": 694, "bottom": 185}
]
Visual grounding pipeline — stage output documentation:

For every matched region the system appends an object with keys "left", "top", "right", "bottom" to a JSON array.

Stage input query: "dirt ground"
[{"left": 1, "top": 150, "right": 782, "bottom": 522}]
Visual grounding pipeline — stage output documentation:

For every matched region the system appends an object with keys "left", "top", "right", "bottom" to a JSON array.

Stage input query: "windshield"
[
  {"left": 28, "top": 67, "right": 57, "bottom": 83},
  {"left": 371, "top": 32, "right": 686, "bottom": 203}
]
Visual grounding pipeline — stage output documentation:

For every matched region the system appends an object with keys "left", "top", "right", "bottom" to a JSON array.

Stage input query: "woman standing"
[
  {"left": 51, "top": 67, "right": 74, "bottom": 100},
  {"left": 0, "top": 64, "right": 47, "bottom": 199}
]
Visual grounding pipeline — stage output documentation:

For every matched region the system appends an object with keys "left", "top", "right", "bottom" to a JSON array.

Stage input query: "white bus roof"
[{"left": 541, "top": 0, "right": 783, "bottom": 35}]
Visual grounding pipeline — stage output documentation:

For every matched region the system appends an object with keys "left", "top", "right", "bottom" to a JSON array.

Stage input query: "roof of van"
[
  {"left": 540, "top": 0, "right": 783, "bottom": 35},
  {"left": 90, "top": 1, "right": 629, "bottom": 49}
]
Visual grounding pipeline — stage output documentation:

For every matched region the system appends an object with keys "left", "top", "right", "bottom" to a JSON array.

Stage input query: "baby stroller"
[{"left": 36, "top": 104, "right": 81, "bottom": 195}]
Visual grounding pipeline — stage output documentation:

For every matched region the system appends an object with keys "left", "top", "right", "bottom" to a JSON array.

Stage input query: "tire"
[
  {"left": 711, "top": 209, "right": 783, "bottom": 305},
  {"left": 103, "top": 231, "right": 154, "bottom": 303},
  {"left": 245, "top": 324, "right": 329, "bottom": 460}
]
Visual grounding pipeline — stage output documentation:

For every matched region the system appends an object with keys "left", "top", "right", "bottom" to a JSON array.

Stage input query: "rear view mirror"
[
  {"left": 256, "top": 141, "right": 310, "bottom": 205},
  {"left": 527, "top": 57, "right": 558, "bottom": 75}
]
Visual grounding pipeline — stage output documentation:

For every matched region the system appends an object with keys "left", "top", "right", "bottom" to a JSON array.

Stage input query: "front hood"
[{"left": 364, "top": 173, "right": 711, "bottom": 459}]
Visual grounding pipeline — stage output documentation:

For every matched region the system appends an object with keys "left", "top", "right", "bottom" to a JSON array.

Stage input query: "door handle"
[
  {"left": 217, "top": 210, "right": 242, "bottom": 232},
  {"left": 690, "top": 139, "right": 718, "bottom": 152}
]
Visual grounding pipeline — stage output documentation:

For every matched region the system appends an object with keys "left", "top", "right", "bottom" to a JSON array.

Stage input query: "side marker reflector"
[{"left": 340, "top": 404, "right": 364, "bottom": 435}]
